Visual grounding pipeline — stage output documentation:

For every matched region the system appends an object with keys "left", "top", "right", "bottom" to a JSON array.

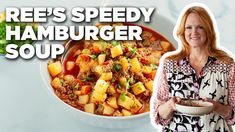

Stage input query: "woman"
[{"left": 150, "top": 4, "right": 235, "bottom": 132}]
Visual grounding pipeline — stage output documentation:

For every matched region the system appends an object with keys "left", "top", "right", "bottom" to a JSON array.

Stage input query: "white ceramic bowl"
[
  {"left": 175, "top": 100, "right": 213, "bottom": 116},
  {"left": 39, "top": 13, "right": 176, "bottom": 129}
]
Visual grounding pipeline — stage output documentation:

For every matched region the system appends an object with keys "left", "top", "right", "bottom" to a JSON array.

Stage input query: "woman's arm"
[
  {"left": 151, "top": 62, "right": 180, "bottom": 126},
  {"left": 214, "top": 103, "right": 232, "bottom": 118},
  {"left": 158, "top": 96, "right": 181, "bottom": 119},
  {"left": 204, "top": 63, "right": 235, "bottom": 121},
  {"left": 226, "top": 63, "right": 235, "bottom": 125},
  {"left": 205, "top": 63, "right": 235, "bottom": 123},
  {"left": 204, "top": 98, "right": 232, "bottom": 117}
]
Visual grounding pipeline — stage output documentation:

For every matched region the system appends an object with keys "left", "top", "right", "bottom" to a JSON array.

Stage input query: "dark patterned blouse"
[{"left": 151, "top": 57, "right": 235, "bottom": 132}]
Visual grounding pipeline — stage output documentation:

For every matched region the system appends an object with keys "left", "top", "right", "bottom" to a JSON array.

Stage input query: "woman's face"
[{"left": 184, "top": 13, "right": 207, "bottom": 48}]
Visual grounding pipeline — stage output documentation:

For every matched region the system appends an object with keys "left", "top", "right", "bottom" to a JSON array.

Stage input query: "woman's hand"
[
  {"left": 158, "top": 96, "right": 181, "bottom": 119},
  {"left": 204, "top": 98, "right": 232, "bottom": 118},
  {"left": 167, "top": 96, "right": 182, "bottom": 111}
]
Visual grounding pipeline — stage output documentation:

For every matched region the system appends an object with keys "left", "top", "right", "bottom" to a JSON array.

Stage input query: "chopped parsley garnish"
[
  {"left": 74, "top": 83, "right": 79, "bottom": 90},
  {"left": 111, "top": 41, "right": 120, "bottom": 46},
  {"left": 125, "top": 81, "right": 130, "bottom": 90},
  {"left": 70, "top": 93, "right": 75, "bottom": 98},
  {"left": 99, "top": 41, "right": 107, "bottom": 51},
  {"left": 60, "top": 80, "right": 64, "bottom": 85},
  {"left": 127, "top": 58, "right": 131, "bottom": 63},
  {"left": 113, "top": 63, "right": 122, "bottom": 71},
  {"left": 89, "top": 55, "right": 97, "bottom": 59},
  {"left": 111, "top": 77, "right": 115, "bottom": 82},
  {"left": 117, "top": 83, "right": 122, "bottom": 89},
  {"left": 82, "top": 76, "right": 94, "bottom": 82},
  {"left": 130, "top": 48, "right": 136, "bottom": 54},
  {"left": 125, "top": 77, "right": 133, "bottom": 89},
  {"left": 150, "top": 63, "right": 157, "bottom": 70},
  {"left": 120, "top": 92, "right": 126, "bottom": 102}
]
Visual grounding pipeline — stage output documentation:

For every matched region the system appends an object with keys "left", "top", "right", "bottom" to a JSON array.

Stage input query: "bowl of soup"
[
  {"left": 175, "top": 99, "right": 213, "bottom": 116},
  {"left": 40, "top": 14, "right": 176, "bottom": 128}
]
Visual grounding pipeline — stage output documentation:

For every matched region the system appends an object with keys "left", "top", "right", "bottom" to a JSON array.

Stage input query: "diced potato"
[
  {"left": 79, "top": 63, "right": 90, "bottom": 73},
  {"left": 113, "top": 110, "right": 123, "bottom": 116},
  {"left": 117, "top": 94, "right": 134, "bottom": 110},
  {"left": 98, "top": 54, "right": 106, "bottom": 64},
  {"left": 123, "top": 41, "right": 136, "bottom": 48},
  {"left": 75, "top": 55, "right": 91, "bottom": 73},
  {"left": 94, "top": 79, "right": 109, "bottom": 94},
  {"left": 89, "top": 59, "right": 99, "bottom": 70},
  {"left": 145, "top": 70, "right": 157, "bottom": 80},
  {"left": 119, "top": 77, "right": 127, "bottom": 87},
  {"left": 138, "top": 48, "right": 145, "bottom": 51},
  {"left": 146, "top": 51, "right": 161, "bottom": 64},
  {"left": 51, "top": 77, "right": 62, "bottom": 89},
  {"left": 57, "top": 74, "right": 64, "bottom": 79},
  {"left": 142, "top": 66, "right": 152, "bottom": 74},
  {"left": 161, "top": 41, "right": 172, "bottom": 51},
  {"left": 103, "top": 103, "right": 115, "bottom": 115},
  {"left": 92, "top": 43, "right": 103, "bottom": 53},
  {"left": 110, "top": 45, "right": 123, "bottom": 58},
  {"left": 64, "top": 75, "right": 74, "bottom": 81},
  {"left": 78, "top": 95, "right": 89, "bottom": 104},
  {"left": 145, "top": 81, "right": 153, "bottom": 92},
  {"left": 90, "top": 80, "right": 109, "bottom": 103},
  {"left": 126, "top": 92, "right": 135, "bottom": 99},
  {"left": 84, "top": 103, "right": 95, "bottom": 114},
  {"left": 81, "top": 49, "right": 91, "bottom": 54},
  {"left": 100, "top": 72, "right": 113, "bottom": 81},
  {"left": 131, "top": 98, "right": 143, "bottom": 113},
  {"left": 66, "top": 61, "right": 75, "bottom": 71},
  {"left": 90, "top": 91, "right": 107, "bottom": 103},
  {"left": 74, "top": 90, "right": 81, "bottom": 95},
  {"left": 120, "top": 57, "right": 129, "bottom": 71},
  {"left": 122, "top": 109, "right": 132, "bottom": 116},
  {"left": 107, "top": 97, "right": 118, "bottom": 109},
  {"left": 107, "top": 85, "right": 116, "bottom": 95},
  {"left": 130, "top": 58, "right": 141, "bottom": 73},
  {"left": 64, "top": 75, "right": 74, "bottom": 85},
  {"left": 76, "top": 55, "right": 98, "bottom": 73},
  {"left": 48, "top": 61, "right": 62, "bottom": 77},
  {"left": 94, "top": 65, "right": 103, "bottom": 76},
  {"left": 96, "top": 104, "right": 104, "bottom": 114},
  {"left": 131, "top": 82, "right": 146, "bottom": 95},
  {"left": 81, "top": 85, "right": 91, "bottom": 94}
]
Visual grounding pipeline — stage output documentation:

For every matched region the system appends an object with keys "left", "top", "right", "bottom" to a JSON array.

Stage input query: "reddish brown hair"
[{"left": 167, "top": 6, "right": 234, "bottom": 64}]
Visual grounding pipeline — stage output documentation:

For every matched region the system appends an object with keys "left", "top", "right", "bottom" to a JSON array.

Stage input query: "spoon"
[{"left": 60, "top": 39, "right": 81, "bottom": 72}]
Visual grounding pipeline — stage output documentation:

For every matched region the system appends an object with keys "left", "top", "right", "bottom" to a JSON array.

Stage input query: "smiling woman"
[
  {"left": 151, "top": 3, "right": 235, "bottom": 132},
  {"left": 184, "top": 13, "right": 207, "bottom": 48}
]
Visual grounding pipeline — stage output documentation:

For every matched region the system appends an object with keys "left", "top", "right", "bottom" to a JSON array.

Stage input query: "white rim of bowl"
[{"left": 176, "top": 101, "right": 213, "bottom": 108}]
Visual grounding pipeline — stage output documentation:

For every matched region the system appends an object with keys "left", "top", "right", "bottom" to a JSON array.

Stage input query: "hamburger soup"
[{"left": 47, "top": 23, "right": 175, "bottom": 116}]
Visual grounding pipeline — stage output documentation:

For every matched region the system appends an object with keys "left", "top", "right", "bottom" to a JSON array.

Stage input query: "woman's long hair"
[{"left": 167, "top": 6, "right": 234, "bottom": 64}]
